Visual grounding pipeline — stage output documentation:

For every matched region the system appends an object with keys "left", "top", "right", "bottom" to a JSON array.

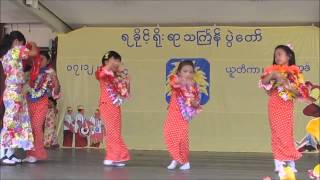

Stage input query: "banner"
[{"left": 56, "top": 26, "right": 319, "bottom": 152}]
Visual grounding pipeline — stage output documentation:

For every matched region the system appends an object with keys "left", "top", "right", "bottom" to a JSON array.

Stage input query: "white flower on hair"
[
  {"left": 286, "top": 43, "right": 294, "bottom": 50},
  {"left": 104, "top": 52, "right": 109, "bottom": 58}
]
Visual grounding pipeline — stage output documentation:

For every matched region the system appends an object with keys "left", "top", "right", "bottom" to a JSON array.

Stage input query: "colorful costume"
[
  {"left": 89, "top": 115, "right": 104, "bottom": 147},
  {"left": 302, "top": 83, "right": 320, "bottom": 179},
  {"left": 63, "top": 112, "right": 74, "bottom": 147},
  {"left": 0, "top": 46, "right": 34, "bottom": 152},
  {"left": 26, "top": 67, "right": 59, "bottom": 160},
  {"left": 259, "top": 65, "right": 308, "bottom": 161},
  {"left": 74, "top": 112, "right": 88, "bottom": 147},
  {"left": 96, "top": 67, "right": 130, "bottom": 162},
  {"left": 297, "top": 85, "right": 320, "bottom": 152},
  {"left": 164, "top": 75, "right": 202, "bottom": 164},
  {"left": 43, "top": 106, "right": 59, "bottom": 148}
]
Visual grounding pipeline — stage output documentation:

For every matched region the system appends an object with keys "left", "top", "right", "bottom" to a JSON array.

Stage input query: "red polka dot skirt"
[{"left": 268, "top": 90, "right": 302, "bottom": 161}]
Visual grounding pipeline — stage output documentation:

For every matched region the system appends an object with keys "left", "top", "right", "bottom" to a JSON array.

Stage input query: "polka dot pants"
[
  {"left": 99, "top": 94, "right": 130, "bottom": 162},
  {"left": 268, "top": 91, "right": 301, "bottom": 161},
  {"left": 164, "top": 93, "right": 189, "bottom": 164},
  {"left": 27, "top": 96, "right": 48, "bottom": 160}
]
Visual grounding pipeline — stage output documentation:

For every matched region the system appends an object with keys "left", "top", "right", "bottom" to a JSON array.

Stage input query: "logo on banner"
[{"left": 165, "top": 58, "right": 210, "bottom": 105}]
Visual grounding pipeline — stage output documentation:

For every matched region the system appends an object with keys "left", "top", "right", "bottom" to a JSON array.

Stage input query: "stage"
[{"left": 0, "top": 149, "right": 318, "bottom": 180}]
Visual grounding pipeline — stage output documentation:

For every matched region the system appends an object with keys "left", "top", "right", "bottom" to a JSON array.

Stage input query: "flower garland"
[
  {"left": 259, "top": 65, "right": 309, "bottom": 101},
  {"left": 170, "top": 75, "right": 202, "bottom": 121},
  {"left": 27, "top": 67, "right": 53, "bottom": 102},
  {"left": 96, "top": 67, "right": 130, "bottom": 106}
]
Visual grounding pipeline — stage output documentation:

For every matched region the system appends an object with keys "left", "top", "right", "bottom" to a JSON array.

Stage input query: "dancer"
[
  {"left": 259, "top": 44, "right": 309, "bottom": 177},
  {"left": 0, "top": 31, "right": 38, "bottom": 165},
  {"left": 24, "top": 51, "right": 60, "bottom": 163},
  {"left": 95, "top": 50, "right": 130, "bottom": 167},
  {"left": 164, "top": 60, "right": 202, "bottom": 170}
]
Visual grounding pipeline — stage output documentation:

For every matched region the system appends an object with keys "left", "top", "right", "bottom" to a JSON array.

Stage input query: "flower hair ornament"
[
  {"left": 104, "top": 52, "right": 109, "bottom": 59},
  {"left": 286, "top": 43, "right": 294, "bottom": 50}
]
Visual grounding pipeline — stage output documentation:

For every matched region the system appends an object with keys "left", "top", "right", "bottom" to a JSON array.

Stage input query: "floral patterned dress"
[
  {"left": 0, "top": 46, "right": 34, "bottom": 150},
  {"left": 43, "top": 107, "right": 59, "bottom": 147}
]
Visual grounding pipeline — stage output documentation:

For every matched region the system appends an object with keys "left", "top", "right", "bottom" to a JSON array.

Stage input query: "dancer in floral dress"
[{"left": 0, "top": 31, "right": 39, "bottom": 165}]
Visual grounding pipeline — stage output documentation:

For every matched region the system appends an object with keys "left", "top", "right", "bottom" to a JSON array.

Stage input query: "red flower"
[
  {"left": 287, "top": 73, "right": 297, "bottom": 83},
  {"left": 299, "top": 85, "right": 310, "bottom": 98},
  {"left": 169, "top": 74, "right": 177, "bottom": 83},
  {"left": 289, "top": 65, "right": 301, "bottom": 75},
  {"left": 95, "top": 66, "right": 103, "bottom": 80},
  {"left": 8, "top": 129, "right": 15, "bottom": 138}
]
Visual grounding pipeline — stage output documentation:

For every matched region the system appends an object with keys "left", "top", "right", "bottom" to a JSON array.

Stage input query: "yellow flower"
[
  {"left": 166, "top": 61, "right": 209, "bottom": 96},
  {"left": 279, "top": 91, "right": 286, "bottom": 96},
  {"left": 297, "top": 74, "right": 305, "bottom": 84},
  {"left": 11, "top": 48, "right": 20, "bottom": 59},
  {"left": 306, "top": 118, "right": 320, "bottom": 141},
  {"left": 313, "top": 164, "right": 320, "bottom": 177},
  {"left": 7, "top": 122, "right": 15, "bottom": 128},
  {"left": 280, "top": 166, "right": 296, "bottom": 180},
  {"left": 15, "top": 134, "right": 20, "bottom": 139},
  {"left": 8, "top": 92, "right": 18, "bottom": 101}
]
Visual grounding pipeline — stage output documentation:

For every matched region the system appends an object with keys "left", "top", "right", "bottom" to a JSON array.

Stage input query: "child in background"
[
  {"left": 89, "top": 109, "right": 104, "bottom": 148},
  {"left": 63, "top": 106, "right": 75, "bottom": 147},
  {"left": 74, "top": 105, "right": 88, "bottom": 148}
]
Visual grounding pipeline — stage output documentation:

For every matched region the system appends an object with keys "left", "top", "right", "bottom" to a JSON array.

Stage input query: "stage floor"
[{"left": 0, "top": 149, "right": 318, "bottom": 180}]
